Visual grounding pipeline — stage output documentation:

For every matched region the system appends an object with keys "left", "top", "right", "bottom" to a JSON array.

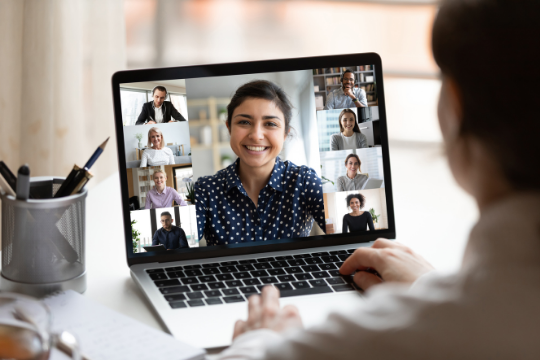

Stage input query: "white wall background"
[
  {"left": 123, "top": 122, "right": 191, "bottom": 162},
  {"left": 326, "top": 188, "right": 388, "bottom": 234}
]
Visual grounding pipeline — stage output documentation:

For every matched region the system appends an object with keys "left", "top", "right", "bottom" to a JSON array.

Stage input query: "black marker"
[{"left": 16, "top": 165, "right": 30, "bottom": 200}]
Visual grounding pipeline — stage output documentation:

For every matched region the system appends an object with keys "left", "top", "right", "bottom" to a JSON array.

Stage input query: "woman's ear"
[
  {"left": 226, "top": 120, "right": 231, "bottom": 134},
  {"left": 438, "top": 76, "right": 463, "bottom": 143}
]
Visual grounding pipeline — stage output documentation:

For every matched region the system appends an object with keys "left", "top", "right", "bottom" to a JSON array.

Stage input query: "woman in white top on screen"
[
  {"left": 217, "top": 0, "right": 540, "bottom": 359},
  {"left": 330, "top": 109, "right": 368, "bottom": 151},
  {"left": 140, "top": 127, "right": 175, "bottom": 167}
]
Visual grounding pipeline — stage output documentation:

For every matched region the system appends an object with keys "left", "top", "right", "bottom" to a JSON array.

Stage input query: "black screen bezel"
[{"left": 111, "top": 53, "right": 396, "bottom": 266}]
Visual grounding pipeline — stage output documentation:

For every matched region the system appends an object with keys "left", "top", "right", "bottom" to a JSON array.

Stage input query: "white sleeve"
[
  {"left": 167, "top": 148, "right": 175, "bottom": 164},
  {"left": 140, "top": 150, "right": 149, "bottom": 167},
  {"left": 216, "top": 272, "right": 468, "bottom": 360},
  {"left": 217, "top": 330, "right": 283, "bottom": 360}
]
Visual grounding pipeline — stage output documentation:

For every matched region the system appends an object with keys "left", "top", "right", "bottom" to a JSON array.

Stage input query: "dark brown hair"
[
  {"left": 152, "top": 85, "right": 167, "bottom": 95},
  {"left": 346, "top": 193, "right": 366, "bottom": 209},
  {"left": 227, "top": 80, "right": 293, "bottom": 134},
  {"left": 344, "top": 154, "right": 361, "bottom": 168},
  {"left": 338, "top": 109, "right": 361, "bottom": 134},
  {"left": 432, "top": 0, "right": 540, "bottom": 190},
  {"left": 160, "top": 211, "right": 172, "bottom": 219}
]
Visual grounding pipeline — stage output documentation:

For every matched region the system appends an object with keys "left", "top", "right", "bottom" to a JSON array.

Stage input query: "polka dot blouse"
[{"left": 195, "top": 157, "right": 326, "bottom": 246}]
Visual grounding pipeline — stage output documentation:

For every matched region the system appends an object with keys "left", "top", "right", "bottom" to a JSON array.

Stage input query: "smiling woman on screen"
[
  {"left": 342, "top": 193, "right": 374, "bottom": 233},
  {"left": 330, "top": 109, "right": 368, "bottom": 151},
  {"left": 336, "top": 154, "right": 368, "bottom": 191},
  {"left": 195, "top": 80, "right": 325, "bottom": 246},
  {"left": 140, "top": 127, "right": 175, "bottom": 167}
]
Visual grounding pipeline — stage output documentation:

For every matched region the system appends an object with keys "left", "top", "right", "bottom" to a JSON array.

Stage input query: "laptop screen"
[{"left": 115, "top": 58, "right": 393, "bottom": 259}]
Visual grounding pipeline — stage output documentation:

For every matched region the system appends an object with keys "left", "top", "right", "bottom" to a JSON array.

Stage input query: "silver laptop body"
[{"left": 112, "top": 53, "right": 395, "bottom": 349}]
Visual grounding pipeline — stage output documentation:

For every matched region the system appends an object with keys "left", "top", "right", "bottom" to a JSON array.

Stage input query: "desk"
[{"left": 82, "top": 141, "right": 477, "bottom": 352}]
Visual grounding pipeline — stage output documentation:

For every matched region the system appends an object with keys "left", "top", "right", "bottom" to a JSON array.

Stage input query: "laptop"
[{"left": 111, "top": 53, "right": 395, "bottom": 349}]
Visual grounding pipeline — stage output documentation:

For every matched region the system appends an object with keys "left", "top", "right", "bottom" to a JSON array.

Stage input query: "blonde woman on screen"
[
  {"left": 140, "top": 127, "right": 175, "bottom": 167},
  {"left": 145, "top": 170, "right": 187, "bottom": 209}
]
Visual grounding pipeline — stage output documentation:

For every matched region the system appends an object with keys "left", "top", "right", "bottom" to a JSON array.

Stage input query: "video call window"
[
  {"left": 121, "top": 64, "right": 389, "bottom": 254},
  {"left": 120, "top": 81, "right": 189, "bottom": 126}
]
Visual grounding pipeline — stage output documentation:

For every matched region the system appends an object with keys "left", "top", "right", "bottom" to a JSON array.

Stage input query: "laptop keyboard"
[{"left": 147, "top": 249, "right": 361, "bottom": 309}]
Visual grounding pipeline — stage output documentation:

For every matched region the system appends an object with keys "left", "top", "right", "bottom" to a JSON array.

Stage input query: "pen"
[
  {"left": 0, "top": 172, "right": 16, "bottom": 197},
  {"left": 16, "top": 164, "right": 30, "bottom": 201},
  {"left": 54, "top": 137, "right": 109, "bottom": 198},
  {"left": 54, "top": 165, "right": 82, "bottom": 198},
  {"left": 0, "top": 160, "right": 17, "bottom": 194},
  {"left": 70, "top": 169, "right": 93, "bottom": 195}
]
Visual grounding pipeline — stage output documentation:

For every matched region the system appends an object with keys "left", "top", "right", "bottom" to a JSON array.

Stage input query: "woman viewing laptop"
[
  {"left": 342, "top": 193, "right": 374, "bottom": 233},
  {"left": 195, "top": 80, "right": 325, "bottom": 246},
  {"left": 330, "top": 109, "right": 368, "bottom": 150},
  {"left": 217, "top": 0, "right": 540, "bottom": 358},
  {"left": 145, "top": 170, "right": 187, "bottom": 209},
  {"left": 140, "top": 127, "right": 175, "bottom": 167},
  {"left": 336, "top": 154, "right": 368, "bottom": 191}
]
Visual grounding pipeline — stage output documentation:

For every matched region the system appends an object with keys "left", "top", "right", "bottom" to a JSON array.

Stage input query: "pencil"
[{"left": 84, "top": 137, "right": 110, "bottom": 169}]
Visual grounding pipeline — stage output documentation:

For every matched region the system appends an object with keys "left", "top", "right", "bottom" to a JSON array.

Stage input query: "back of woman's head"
[{"left": 432, "top": 0, "right": 540, "bottom": 190}]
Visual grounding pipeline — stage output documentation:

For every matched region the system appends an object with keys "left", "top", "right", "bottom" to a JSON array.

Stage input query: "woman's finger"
[
  {"left": 371, "top": 238, "right": 397, "bottom": 249},
  {"left": 260, "top": 286, "right": 281, "bottom": 327},
  {"left": 246, "top": 294, "right": 262, "bottom": 328},
  {"left": 372, "top": 239, "right": 412, "bottom": 253},
  {"left": 340, "top": 247, "right": 379, "bottom": 275},
  {"left": 233, "top": 320, "right": 247, "bottom": 340},
  {"left": 353, "top": 270, "right": 383, "bottom": 291}
]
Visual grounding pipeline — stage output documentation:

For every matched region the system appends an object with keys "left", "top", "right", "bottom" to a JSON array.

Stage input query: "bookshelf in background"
[
  {"left": 187, "top": 97, "right": 236, "bottom": 174},
  {"left": 313, "top": 65, "right": 378, "bottom": 110}
]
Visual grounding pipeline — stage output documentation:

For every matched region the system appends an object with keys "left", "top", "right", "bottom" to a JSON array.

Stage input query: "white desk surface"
[{"left": 83, "top": 141, "right": 478, "bottom": 346}]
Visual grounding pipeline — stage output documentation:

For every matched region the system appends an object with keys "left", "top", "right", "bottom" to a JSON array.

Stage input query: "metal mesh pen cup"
[{"left": 0, "top": 176, "right": 87, "bottom": 297}]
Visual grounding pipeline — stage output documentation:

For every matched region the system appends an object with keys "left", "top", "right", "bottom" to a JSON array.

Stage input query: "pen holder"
[{"left": 0, "top": 176, "right": 87, "bottom": 297}]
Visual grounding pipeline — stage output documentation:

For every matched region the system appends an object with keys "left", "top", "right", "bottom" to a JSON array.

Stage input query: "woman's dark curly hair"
[{"left": 346, "top": 193, "right": 366, "bottom": 209}]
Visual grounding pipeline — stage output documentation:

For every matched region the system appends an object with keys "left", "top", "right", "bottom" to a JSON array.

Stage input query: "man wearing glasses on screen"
[
  {"left": 324, "top": 70, "right": 368, "bottom": 110},
  {"left": 136, "top": 86, "right": 187, "bottom": 125},
  {"left": 152, "top": 212, "right": 190, "bottom": 250}
]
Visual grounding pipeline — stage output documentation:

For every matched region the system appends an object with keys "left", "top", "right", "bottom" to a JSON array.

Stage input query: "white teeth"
[{"left": 246, "top": 146, "right": 266, "bottom": 152}]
